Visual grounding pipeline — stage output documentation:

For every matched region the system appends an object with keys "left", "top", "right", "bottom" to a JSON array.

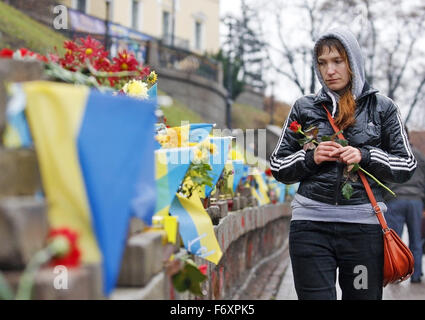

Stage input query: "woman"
[{"left": 270, "top": 28, "right": 417, "bottom": 300}]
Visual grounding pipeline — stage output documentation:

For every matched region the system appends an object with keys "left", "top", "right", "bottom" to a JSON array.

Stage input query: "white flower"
[{"left": 122, "top": 80, "right": 149, "bottom": 100}]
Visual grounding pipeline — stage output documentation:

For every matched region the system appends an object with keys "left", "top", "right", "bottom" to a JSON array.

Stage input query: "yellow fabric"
[
  {"left": 177, "top": 192, "right": 223, "bottom": 265},
  {"left": 3, "top": 124, "right": 21, "bottom": 148},
  {"left": 24, "top": 81, "right": 101, "bottom": 263},
  {"left": 163, "top": 216, "right": 178, "bottom": 244}
]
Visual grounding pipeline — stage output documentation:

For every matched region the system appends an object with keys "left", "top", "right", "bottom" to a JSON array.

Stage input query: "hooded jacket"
[{"left": 270, "top": 28, "right": 417, "bottom": 205}]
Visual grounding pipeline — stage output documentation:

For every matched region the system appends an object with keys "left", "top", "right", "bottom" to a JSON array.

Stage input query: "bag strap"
[{"left": 321, "top": 104, "right": 389, "bottom": 231}]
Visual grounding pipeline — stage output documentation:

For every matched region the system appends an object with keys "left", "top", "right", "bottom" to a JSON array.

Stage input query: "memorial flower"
[
  {"left": 122, "top": 79, "right": 149, "bottom": 100},
  {"left": 288, "top": 121, "right": 395, "bottom": 200}
]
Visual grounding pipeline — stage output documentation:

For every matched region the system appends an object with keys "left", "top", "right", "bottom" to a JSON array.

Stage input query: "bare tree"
[{"left": 252, "top": 0, "right": 425, "bottom": 128}]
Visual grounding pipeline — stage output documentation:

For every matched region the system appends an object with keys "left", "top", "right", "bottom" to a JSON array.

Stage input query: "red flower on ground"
[
  {"left": 0, "top": 48, "right": 14, "bottom": 58},
  {"left": 47, "top": 228, "right": 81, "bottom": 268},
  {"left": 35, "top": 53, "right": 48, "bottom": 63},
  {"left": 289, "top": 120, "right": 301, "bottom": 133},
  {"left": 17, "top": 48, "right": 32, "bottom": 57},
  {"left": 199, "top": 264, "right": 207, "bottom": 276}
]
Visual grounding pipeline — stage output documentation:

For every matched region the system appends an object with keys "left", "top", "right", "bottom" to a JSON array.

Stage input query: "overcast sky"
[{"left": 218, "top": 0, "right": 300, "bottom": 105}]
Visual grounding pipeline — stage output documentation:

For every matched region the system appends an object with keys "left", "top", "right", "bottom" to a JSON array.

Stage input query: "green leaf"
[
  {"left": 321, "top": 135, "right": 332, "bottom": 142},
  {"left": 331, "top": 130, "right": 343, "bottom": 139},
  {"left": 172, "top": 260, "right": 207, "bottom": 296},
  {"left": 351, "top": 163, "right": 360, "bottom": 173},
  {"left": 342, "top": 182, "right": 353, "bottom": 200},
  {"left": 336, "top": 139, "right": 348, "bottom": 147},
  {"left": 297, "top": 137, "right": 313, "bottom": 147}
]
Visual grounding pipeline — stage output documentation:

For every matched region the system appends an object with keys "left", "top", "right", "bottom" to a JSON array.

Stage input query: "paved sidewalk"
[
  {"left": 275, "top": 255, "right": 425, "bottom": 300},
  {"left": 236, "top": 233, "right": 425, "bottom": 300}
]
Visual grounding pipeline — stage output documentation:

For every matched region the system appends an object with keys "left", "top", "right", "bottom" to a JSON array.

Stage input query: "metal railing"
[{"left": 157, "top": 43, "right": 220, "bottom": 82}]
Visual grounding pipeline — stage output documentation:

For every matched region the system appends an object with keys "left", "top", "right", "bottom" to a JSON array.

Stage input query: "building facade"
[{"left": 59, "top": 0, "right": 220, "bottom": 54}]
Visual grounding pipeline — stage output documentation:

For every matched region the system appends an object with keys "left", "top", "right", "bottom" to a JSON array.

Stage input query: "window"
[
  {"left": 162, "top": 11, "right": 170, "bottom": 39},
  {"left": 131, "top": 0, "right": 140, "bottom": 30},
  {"left": 195, "top": 21, "right": 202, "bottom": 51},
  {"left": 76, "top": 0, "right": 86, "bottom": 12}
]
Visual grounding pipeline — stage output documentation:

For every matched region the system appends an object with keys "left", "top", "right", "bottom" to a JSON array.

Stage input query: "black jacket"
[{"left": 270, "top": 83, "right": 417, "bottom": 205}]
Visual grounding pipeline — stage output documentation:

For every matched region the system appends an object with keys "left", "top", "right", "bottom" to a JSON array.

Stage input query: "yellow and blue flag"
[
  {"left": 231, "top": 160, "right": 245, "bottom": 193},
  {"left": 189, "top": 123, "right": 214, "bottom": 143},
  {"left": 24, "top": 81, "right": 157, "bottom": 296},
  {"left": 148, "top": 83, "right": 157, "bottom": 106},
  {"left": 154, "top": 147, "right": 194, "bottom": 218},
  {"left": 169, "top": 192, "right": 222, "bottom": 264},
  {"left": 278, "top": 183, "right": 286, "bottom": 203},
  {"left": 3, "top": 84, "right": 32, "bottom": 148},
  {"left": 204, "top": 136, "right": 232, "bottom": 197},
  {"left": 251, "top": 169, "right": 270, "bottom": 205}
]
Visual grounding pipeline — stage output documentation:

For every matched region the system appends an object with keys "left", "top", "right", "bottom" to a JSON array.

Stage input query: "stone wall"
[
  {"left": 155, "top": 66, "right": 228, "bottom": 128},
  {"left": 110, "top": 202, "right": 291, "bottom": 300},
  {"left": 265, "top": 124, "right": 283, "bottom": 161},
  {"left": 147, "top": 41, "right": 228, "bottom": 128},
  {"left": 235, "top": 85, "right": 265, "bottom": 111}
]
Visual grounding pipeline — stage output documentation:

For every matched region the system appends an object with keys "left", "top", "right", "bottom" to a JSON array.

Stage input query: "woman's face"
[{"left": 317, "top": 46, "right": 351, "bottom": 94}]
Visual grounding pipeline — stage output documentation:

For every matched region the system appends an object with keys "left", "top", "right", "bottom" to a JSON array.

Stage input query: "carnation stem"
[
  {"left": 15, "top": 245, "right": 55, "bottom": 300},
  {"left": 299, "top": 132, "right": 395, "bottom": 197},
  {"left": 0, "top": 271, "right": 14, "bottom": 300},
  {"left": 358, "top": 167, "right": 396, "bottom": 197}
]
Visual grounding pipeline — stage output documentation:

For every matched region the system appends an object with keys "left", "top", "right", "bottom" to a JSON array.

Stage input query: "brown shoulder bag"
[{"left": 322, "top": 104, "right": 414, "bottom": 286}]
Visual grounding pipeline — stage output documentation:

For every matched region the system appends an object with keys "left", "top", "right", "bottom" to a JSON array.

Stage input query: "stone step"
[
  {"left": 117, "top": 231, "right": 163, "bottom": 287},
  {"left": 0, "top": 148, "right": 42, "bottom": 198},
  {"left": 0, "top": 196, "right": 48, "bottom": 269}
]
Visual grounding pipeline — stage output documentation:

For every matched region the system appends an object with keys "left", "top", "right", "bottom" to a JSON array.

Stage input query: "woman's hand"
[
  {"left": 329, "top": 146, "right": 362, "bottom": 169},
  {"left": 313, "top": 141, "right": 343, "bottom": 165}
]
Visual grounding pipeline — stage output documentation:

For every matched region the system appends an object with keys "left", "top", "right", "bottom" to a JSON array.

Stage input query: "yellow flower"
[
  {"left": 193, "top": 148, "right": 209, "bottom": 163},
  {"left": 147, "top": 71, "right": 158, "bottom": 84},
  {"left": 155, "top": 134, "right": 171, "bottom": 147},
  {"left": 122, "top": 80, "right": 149, "bottom": 99}
]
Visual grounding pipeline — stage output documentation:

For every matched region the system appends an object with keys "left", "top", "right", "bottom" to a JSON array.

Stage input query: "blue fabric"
[
  {"left": 204, "top": 137, "right": 231, "bottom": 197},
  {"left": 232, "top": 160, "right": 245, "bottom": 192},
  {"left": 169, "top": 195, "right": 202, "bottom": 254},
  {"left": 77, "top": 91, "right": 156, "bottom": 295},
  {"left": 189, "top": 123, "right": 214, "bottom": 143}
]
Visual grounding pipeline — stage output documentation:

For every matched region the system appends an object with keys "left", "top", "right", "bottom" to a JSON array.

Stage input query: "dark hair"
[{"left": 315, "top": 37, "right": 356, "bottom": 130}]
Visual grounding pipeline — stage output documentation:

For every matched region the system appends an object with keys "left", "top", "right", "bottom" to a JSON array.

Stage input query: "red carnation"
[
  {"left": 0, "top": 48, "right": 14, "bottom": 59},
  {"left": 47, "top": 228, "right": 81, "bottom": 268},
  {"left": 18, "top": 48, "right": 31, "bottom": 57},
  {"left": 265, "top": 168, "right": 272, "bottom": 176},
  {"left": 289, "top": 121, "right": 301, "bottom": 133},
  {"left": 199, "top": 264, "right": 207, "bottom": 276}
]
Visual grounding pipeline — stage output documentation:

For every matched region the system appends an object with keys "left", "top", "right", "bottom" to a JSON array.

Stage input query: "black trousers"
[{"left": 289, "top": 220, "right": 384, "bottom": 300}]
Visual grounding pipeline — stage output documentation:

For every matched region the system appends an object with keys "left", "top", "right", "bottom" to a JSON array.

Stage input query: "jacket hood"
[{"left": 313, "top": 28, "right": 366, "bottom": 115}]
